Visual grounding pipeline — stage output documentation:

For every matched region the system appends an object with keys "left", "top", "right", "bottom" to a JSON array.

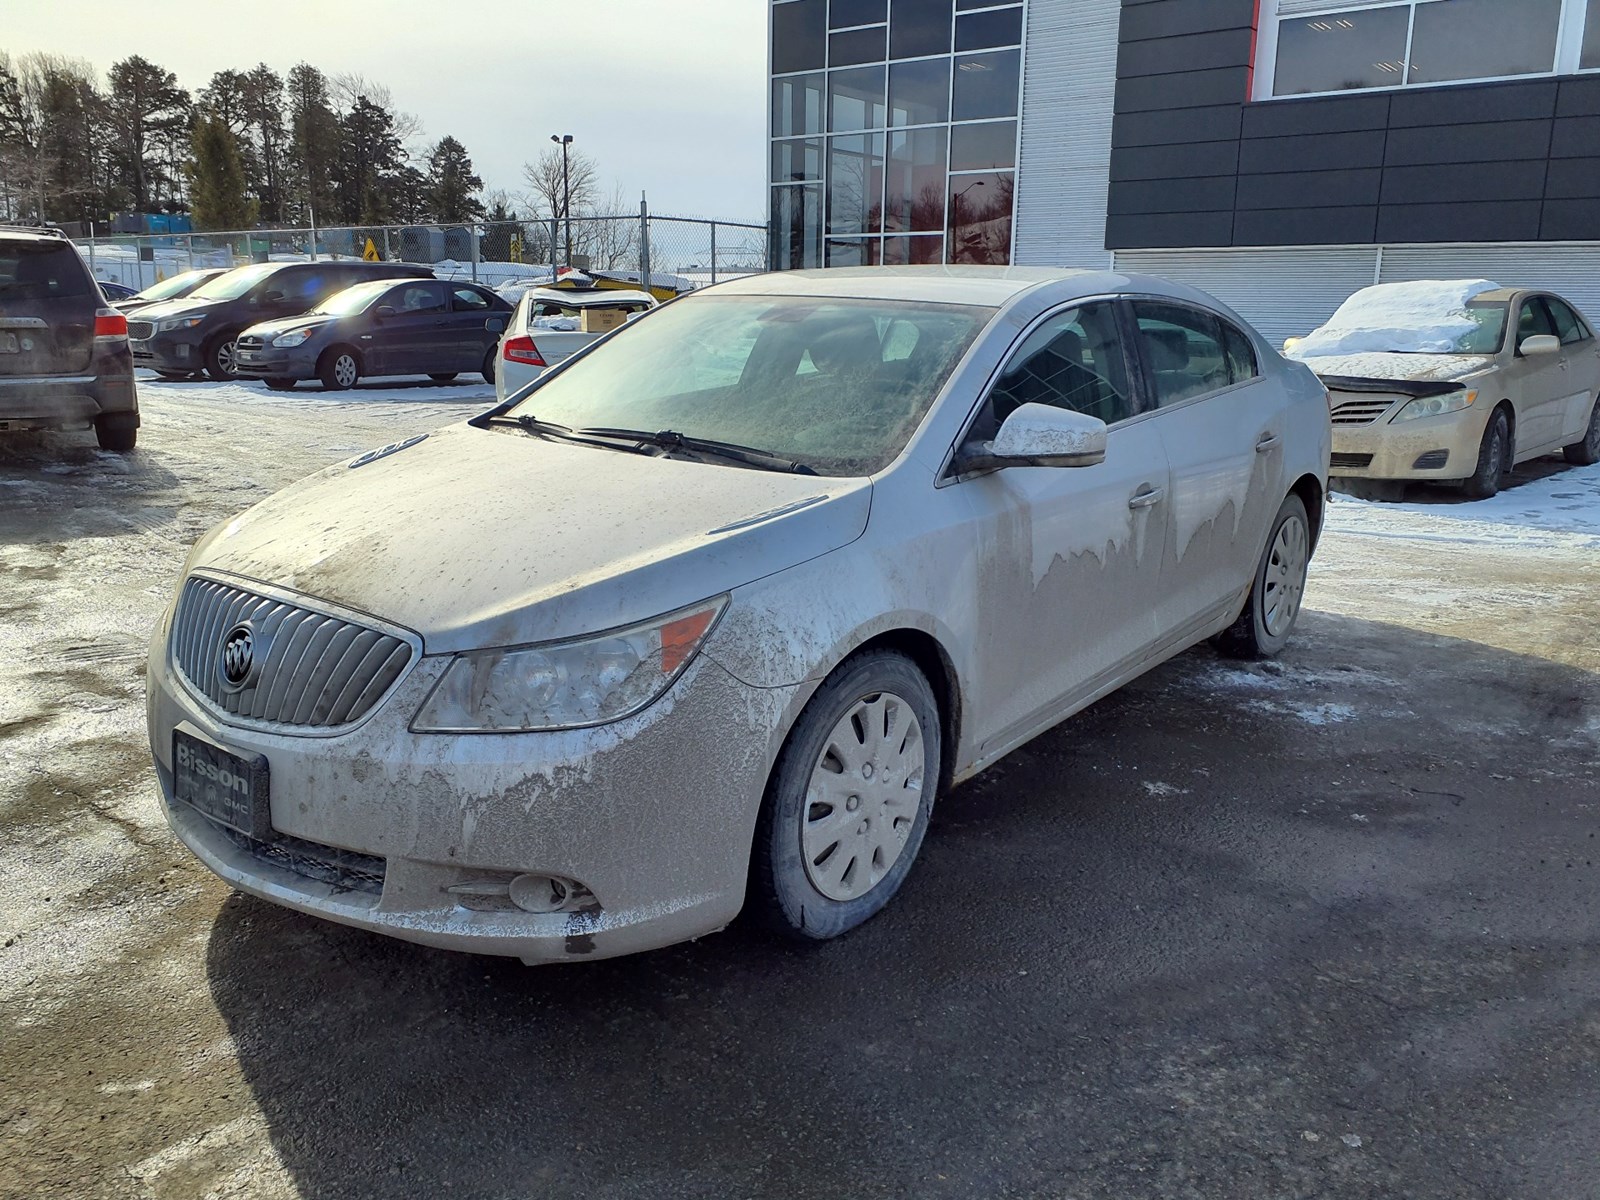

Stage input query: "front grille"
[
  {"left": 235, "top": 334, "right": 265, "bottom": 350},
  {"left": 127, "top": 319, "right": 154, "bottom": 340},
  {"left": 1331, "top": 399, "right": 1396, "bottom": 425},
  {"left": 1412, "top": 449, "right": 1450, "bottom": 470},
  {"left": 220, "top": 824, "right": 386, "bottom": 896},
  {"left": 1330, "top": 452, "right": 1375, "bottom": 470},
  {"left": 171, "top": 576, "right": 415, "bottom": 730}
]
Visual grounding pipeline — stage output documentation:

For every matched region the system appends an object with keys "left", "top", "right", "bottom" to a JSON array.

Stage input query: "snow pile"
[
  {"left": 1289, "top": 279, "right": 1501, "bottom": 359},
  {"left": 1326, "top": 462, "right": 1600, "bottom": 548}
]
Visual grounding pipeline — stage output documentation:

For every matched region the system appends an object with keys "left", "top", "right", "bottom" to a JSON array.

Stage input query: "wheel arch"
[
  {"left": 1288, "top": 472, "right": 1325, "bottom": 552},
  {"left": 319, "top": 342, "right": 364, "bottom": 373},
  {"left": 829, "top": 628, "right": 963, "bottom": 799}
]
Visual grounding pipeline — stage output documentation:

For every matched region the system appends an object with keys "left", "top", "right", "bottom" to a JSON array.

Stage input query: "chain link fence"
[{"left": 76, "top": 213, "right": 769, "bottom": 297}]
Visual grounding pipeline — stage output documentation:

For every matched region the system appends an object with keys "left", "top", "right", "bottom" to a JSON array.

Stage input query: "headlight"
[
  {"left": 1392, "top": 389, "right": 1476, "bottom": 422},
  {"left": 272, "top": 328, "right": 315, "bottom": 348},
  {"left": 156, "top": 316, "right": 206, "bottom": 333},
  {"left": 412, "top": 596, "right": 728, "bottom": 733}
]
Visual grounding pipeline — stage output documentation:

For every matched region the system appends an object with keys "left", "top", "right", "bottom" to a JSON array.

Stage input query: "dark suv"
[
  {"left": 0, "top": 226, "right": 138, "bottom": 452},
  {"left": 127, "top": 260, "right": 432, "bottom": 381}
]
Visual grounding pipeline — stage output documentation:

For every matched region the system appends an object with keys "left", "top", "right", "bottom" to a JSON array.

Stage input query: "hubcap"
[
  {"left": 335, "top": 355, "right": 357, "bottom": 387},
  {"left": 1261, "top": 514, "right": 1308, "bottom": 638},
  {"left": 801, "top": 691, "right": 924, "bottom": 902},
  {"left": 216, "top": 340, "right": 237, "bottom": 375}
]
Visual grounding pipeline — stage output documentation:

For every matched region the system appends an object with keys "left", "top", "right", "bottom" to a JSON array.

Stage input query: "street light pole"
[{"left": 550, "top": 133, "right": 574, "bottom": 268}]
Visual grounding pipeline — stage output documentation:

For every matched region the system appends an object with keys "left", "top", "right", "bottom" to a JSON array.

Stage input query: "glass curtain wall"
[{"left": 770, "top": 0, "right": 1024, "bottom": 269}]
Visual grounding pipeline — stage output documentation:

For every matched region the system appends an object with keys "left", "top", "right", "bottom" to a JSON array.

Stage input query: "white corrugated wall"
[
  {"left": 1109, "top": 247, "right": 1381, "bottom": 346},
  {"left": 1012, "top": 0, "right": 1122, "bottom": 271}
]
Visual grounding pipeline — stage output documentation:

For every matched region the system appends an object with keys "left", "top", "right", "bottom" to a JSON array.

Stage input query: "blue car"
[{"left": 233, "top": 277, "right": 514, "bottom": 391}]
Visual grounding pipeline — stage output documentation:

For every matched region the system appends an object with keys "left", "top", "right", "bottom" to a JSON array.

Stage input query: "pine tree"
[
  {"left": 104, "top": 55, "right": 191, "bottom": 212},
  {"left": 240, "top": 65, "right": 285, "bottom": 223},
  {"left": 425, "top": 136, "right": 484, "bottom": 223},
  {"left": 336, "top": 95, "right": 404, "bottom": 225},
  {"left": 187, "top": 114, "right": 254, "bottom": 230},
  {"left": 284, "top": 63, "right": 339, "bottom": 226}
]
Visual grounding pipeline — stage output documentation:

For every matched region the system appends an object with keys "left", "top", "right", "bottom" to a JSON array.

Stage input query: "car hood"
[
  {"left": 1297, "top": 351, "right": 1496, "bottom": 385},
  {"left": 130, "top": 296, "right": 226, "bottom": 323},
  {"left": 187, "top": 423, "right": 873, "bottom": 654}
]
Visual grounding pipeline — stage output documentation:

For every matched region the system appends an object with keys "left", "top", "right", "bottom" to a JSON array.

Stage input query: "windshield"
[
  {"left": 189, "top": 263, "right": 280, "bottom": 302},
  {"left": 507, "top": 294, "right": 992, "bottom": 475},
  {"left": 134, "top": 270, "right": 212, "bottom": 302},
  {"left": 311, "top": 280, "right": 393, "bottom": 316}
]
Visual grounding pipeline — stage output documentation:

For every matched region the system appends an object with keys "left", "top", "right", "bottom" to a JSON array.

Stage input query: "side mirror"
[
  {"left": 486, "top": 317, "right": 505, "bottom": 332},
  {"left": 260, "top": 289, "right": 286, "bottom": 303},
  {"left": 374, "top": 305, "right": 396, "bottom": 320},
  {"left": 1282, "top": 336, "right": 1304, "bottom": 354},
  {"left": 954, "top": 403, "right": 1109, "bottom": 473},
  {"left": 1519, "top": 334, "right": 1560, "bottom": 357}
]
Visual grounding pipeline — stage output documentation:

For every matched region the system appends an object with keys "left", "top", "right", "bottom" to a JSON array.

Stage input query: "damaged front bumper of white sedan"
[{"left": 145, "top": 575, "right": 798, "bottom": 964}]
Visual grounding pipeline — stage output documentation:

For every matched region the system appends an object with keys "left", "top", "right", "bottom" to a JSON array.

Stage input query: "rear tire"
[
  {"left": 749, "top": 651, "right": 940, "bottom": 942},
  {"left": 318, "top": 347, "right": 361, "bottom": 391},
  {"left": 262, "top": 377, "right": 297, "bottom": 392},
  {"left": 95, "top": 420, "right": 136, "bottom": 453},
  {"left": 481, "top": 349, "right": 496, "bottom": 385},
  {"left": 1562, "top": 395, "right": 1600, "bottom": 466},
  {"left": 1216, "top": 493, "right": 1311, "bottom": 661},
  {"left": 1461, "top": 409, "right": 1511, "bottom": 499},
  {"left": 428, "top": 372, "right": 457, "bottom": 383},
  {"left": 203, "top": 332, "right": 240, "bottom": 381}
]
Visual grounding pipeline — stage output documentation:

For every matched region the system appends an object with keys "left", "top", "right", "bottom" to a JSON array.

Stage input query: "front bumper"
[
  {"left": 130, "top": 330, "right": 204, "bottom": 373},
  {"left": 234, "top": 344, "right": 318, "bottom": 380},
  {"left": 146, "top": 608, "right": 798, "bottom": 963},
  {"left": 1330, "top": 404, "right": 1488, "bottom": 480}
]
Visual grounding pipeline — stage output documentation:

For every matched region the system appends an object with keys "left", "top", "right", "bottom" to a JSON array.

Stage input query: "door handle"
[
  {"left": 1255, "top": 433, "right": 1281, "bottom": 453},
  {"left": 1128, "top": 486, "right": 1165, "bottom": 510}
]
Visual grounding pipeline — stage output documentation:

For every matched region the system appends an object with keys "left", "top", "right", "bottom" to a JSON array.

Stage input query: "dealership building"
[{"left": 768, "top": 0, "right": 1600, "bottom": 342}]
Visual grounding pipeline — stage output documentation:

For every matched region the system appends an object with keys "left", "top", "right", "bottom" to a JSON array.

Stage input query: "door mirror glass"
[
  {"left": 486, "top": 317, "right": 505, "bottom": 332},
  {"left": 260, "top": 288, "right": 286, "bottom": 303},
  {"left": 957, "top": 403, "right": 1107, "bottom": 472},
  {"left": 374, "top": 305, "right": 396, "bottom": 320},
  {"left": 1519, "top": 334, "right": 1560, "bottom": 356}
]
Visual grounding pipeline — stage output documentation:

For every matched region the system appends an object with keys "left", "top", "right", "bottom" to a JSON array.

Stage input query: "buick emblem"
[{"left": 218, "top": 623, "right": 260, "bottom": 693}]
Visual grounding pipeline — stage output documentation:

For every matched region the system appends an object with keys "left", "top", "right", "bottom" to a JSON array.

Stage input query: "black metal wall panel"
[{"left": 1105, "top": 0, "right": 1600, "bottom": 249}]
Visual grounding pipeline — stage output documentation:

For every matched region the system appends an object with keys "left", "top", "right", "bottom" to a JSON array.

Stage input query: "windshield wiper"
[
  {"left": 577, "top": 427, "right": 818, "bottom": 475},
  {"left": 479, "top": 413, "right": 654, "bottom": 455}
]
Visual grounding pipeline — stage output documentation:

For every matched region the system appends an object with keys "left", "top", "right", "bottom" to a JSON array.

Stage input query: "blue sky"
[{"left": 6, "top": 0, "right": 768, "bottom": 221}]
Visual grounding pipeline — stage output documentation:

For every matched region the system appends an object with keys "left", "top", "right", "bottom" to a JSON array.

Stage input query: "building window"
[
  {"left": 770, "top": 0, "right": 1023, "bottom": 270},
  {"left": 1260, "top": 0, "right": 1593, "bottom": 99}
]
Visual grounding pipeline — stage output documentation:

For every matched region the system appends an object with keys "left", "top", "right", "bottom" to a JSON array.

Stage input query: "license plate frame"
[{"left": 173, "top": 728, "right": 271, "bottom": 839}]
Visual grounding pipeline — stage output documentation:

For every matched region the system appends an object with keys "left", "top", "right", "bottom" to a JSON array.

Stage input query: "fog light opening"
[{"left": 509, "top": 873, "right": 585, "bottom": 914}]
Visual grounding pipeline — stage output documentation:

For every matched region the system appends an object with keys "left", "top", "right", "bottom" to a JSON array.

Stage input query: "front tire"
[
  {"left": 156, "top": 370, "right": 194, "bottom": 381},
  {"left": 318, "top": 347, "right": 361, "bottom": 391},
  {"left": 1461, "top": 408, "right": 1511, "bottom": 499},
  {"left": 1217, "top": 493, "right": 1311, "bottom": 660},
  {"left": 262, "top": 377, "right": 297, "bottom": 392},
  {"left": 203, "top": 333, "right": 240, "bottom": 381},
  {"left": 428, "top": 372, "right": 457, "bottom": 383},
  {"left": 750, "top": 651, "right": 940, "bottom": 942},
  {"left": 1562, "top": 395, "right": 1600, "bottom": 466}
]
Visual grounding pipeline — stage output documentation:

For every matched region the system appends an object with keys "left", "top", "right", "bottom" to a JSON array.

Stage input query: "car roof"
[{"left": 0, "top": 226, "right": 73, "bottom": 246}]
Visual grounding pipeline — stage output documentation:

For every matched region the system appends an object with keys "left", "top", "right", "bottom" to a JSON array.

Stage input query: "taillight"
[
  {"left": 502, "top": 334, "right": 546, "bottom": 367},
  {"left": 93, "top": 308, "right": 128, "bottom": 340}
]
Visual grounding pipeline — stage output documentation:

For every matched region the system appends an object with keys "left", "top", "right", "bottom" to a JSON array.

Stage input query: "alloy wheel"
[
  {"left": 1262, "top": 513, "right": 1308, "bottom": 639},
  {"left": 801, "top": 691, "right": 924, "bottom": 902},
  {"left": 216, "top": 339, "right": 238, "bottom": 376},
  {"left": 334, "top": 354, "right": 358, "bottom": 388}
]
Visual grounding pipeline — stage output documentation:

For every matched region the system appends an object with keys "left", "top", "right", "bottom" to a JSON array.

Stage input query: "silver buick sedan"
[{"left": 146, "top": 267, "right": 1330, "bottom": 963}]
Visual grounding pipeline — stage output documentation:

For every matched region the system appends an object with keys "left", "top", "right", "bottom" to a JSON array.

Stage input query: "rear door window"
[
  {"left": 1132, "top": 301, "right": 1237, "bottom": 408},
  {"left": 451, "top": 286, "right": 492, "bottom": 311},
  {"left": 0, "top": 241, "right": 93, "bottom": 301}
]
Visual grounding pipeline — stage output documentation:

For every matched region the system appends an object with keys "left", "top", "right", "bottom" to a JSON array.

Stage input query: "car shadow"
[
  {"left": 1335, "top": 454, "right": 1579, "bottom": 505},
  {"left": 0, "top": 429, "right": 185, "bottom": 546},
  {"left": 203, "top": 611, "right": 1600, "bottom": 1199}
]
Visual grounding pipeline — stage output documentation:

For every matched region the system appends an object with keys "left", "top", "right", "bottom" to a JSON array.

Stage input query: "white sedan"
[
  {"left": 146, "top": 267, "right": 1329, "bottom": 963},
  {"left": 492, "top": 286, "right": 655, "bottom": 402}
]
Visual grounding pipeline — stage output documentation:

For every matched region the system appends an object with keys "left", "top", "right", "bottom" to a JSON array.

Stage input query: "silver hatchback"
[{"left": 146, "top": 266, "right": 1330, "bottom": 963}]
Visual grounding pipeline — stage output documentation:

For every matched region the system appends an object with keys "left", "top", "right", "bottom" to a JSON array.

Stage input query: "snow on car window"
[
  {"left": 1288, "top": 279, "right": 1508, "bottom": 358},
  {"left": 509, "top": 294, "right": 993, "bottom": 475}
]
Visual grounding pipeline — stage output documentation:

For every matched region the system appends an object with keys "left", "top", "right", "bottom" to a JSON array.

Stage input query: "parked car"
[
  {"left": 1288, "top": 280, "right": 1600, "bottom": 498},
  {"left": 112, "top": 267, "right": 227, "bottom": 315},
  {"left": 97, "top": 279, "right": 139, "bottom": 301},
  {"left": 0, "top": 225, "right": 138, "bottom": 451},
  {"left": 494, "top": 287, "right": 655, "bottom": 402},
  {"left": 126, "top": 260, "right": 432, "bottom": 381},
  {"left": 146, "top": 266, "right": 1329, "bottom": 963},
  {"left": 234, "top": 278, "right": 512, "bottom": 391}
]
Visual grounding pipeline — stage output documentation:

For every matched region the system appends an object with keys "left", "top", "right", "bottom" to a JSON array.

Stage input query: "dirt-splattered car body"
[{"left": 146, "top": 266, "right": 1329, "bottom": 963}]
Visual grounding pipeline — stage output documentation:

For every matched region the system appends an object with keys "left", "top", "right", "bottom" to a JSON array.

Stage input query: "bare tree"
[
  {"left": 520, "top": 144, "right": 599, "bottom": 223},
  {"left": 572, "top": 183, "right": 638, "bottom": 270},
  {"left": 329, "top": 72, "right": 424, "bottom": 143}
]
